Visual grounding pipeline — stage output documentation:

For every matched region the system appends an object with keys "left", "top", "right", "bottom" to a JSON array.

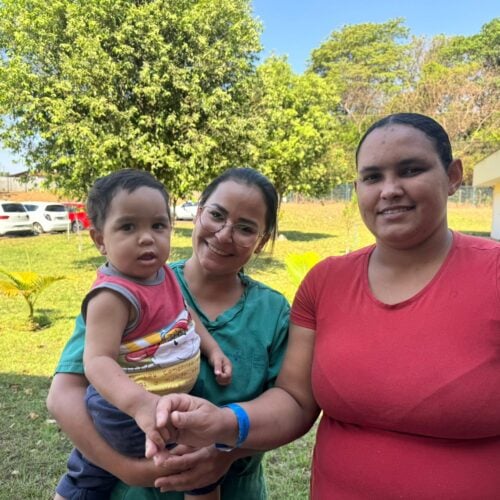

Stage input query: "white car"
[
  {"left": 23, "top": 202, "right": 70, "bottom": 234},
  {"left": 0, "top": 201, "right": 33, "bottom": 236},
  {"left": 172, "top": 201, "right": 199, "bottom": 221}
]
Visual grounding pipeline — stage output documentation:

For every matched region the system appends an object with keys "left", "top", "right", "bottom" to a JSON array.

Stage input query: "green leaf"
[{"left": 284, "top": 252, "right": 321, "bottom": 287}]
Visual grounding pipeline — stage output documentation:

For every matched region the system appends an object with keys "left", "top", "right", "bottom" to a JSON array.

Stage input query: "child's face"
[{"left": 91, "top": 187, "right": 172, "bottom": 280}]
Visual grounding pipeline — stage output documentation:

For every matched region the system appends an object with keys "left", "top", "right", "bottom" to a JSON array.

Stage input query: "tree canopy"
[
  {"left": 0, "top": 5, "right": 498, "bottom": 195},
  {"left": 309, "top": 17, "right": 499, "bottom": 183},
  {"left": 247, "top": 56, "right": 339, "bottom": 201},
  {"left": 0, "top": 0, "right": 261, "bottom": 199}
]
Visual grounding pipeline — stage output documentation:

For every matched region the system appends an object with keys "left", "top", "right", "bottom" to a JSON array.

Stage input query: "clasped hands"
[
  {"left": 131, "top": 394, "right": 238, "bottom": 492},
  {"left": 139, "top": 394, "right": 230, "bottom": 464}
]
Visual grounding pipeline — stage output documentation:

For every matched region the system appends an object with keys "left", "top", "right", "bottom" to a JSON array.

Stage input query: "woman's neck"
[
  {"left": 373, "top": 226, "right": 453, "bottom": 270},
  {"left": 368, "top": 227, "right": 454, "bottom": 305},
  {"left": 182, "top": 256, "right": 244, "bottom": 320}
]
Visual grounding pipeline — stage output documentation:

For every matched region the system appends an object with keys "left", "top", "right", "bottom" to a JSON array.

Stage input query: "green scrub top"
[{"left": 55, "top": 260, "right": 290, "bottom": 500}]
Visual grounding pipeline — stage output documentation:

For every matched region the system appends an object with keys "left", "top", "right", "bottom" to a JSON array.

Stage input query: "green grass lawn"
[{"left": 0, "top": 201, "right": 491, "bottom": 499}]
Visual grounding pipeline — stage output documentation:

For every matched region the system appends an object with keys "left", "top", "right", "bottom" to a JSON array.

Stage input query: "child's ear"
[{"left": 90, "top": 228, "right": 106, "bottom": 255}]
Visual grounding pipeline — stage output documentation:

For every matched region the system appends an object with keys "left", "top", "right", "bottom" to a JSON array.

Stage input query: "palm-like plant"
[
  {"left": 0, "top": 269, "right": 66, "bottom": 326},
  {"left": 285, "top": 252, "right": 321, "bottom": 288}
]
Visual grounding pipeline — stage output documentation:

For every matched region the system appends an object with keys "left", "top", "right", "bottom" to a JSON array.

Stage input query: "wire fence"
[
  {"left": 1, "top": 175, "right": 493, "bottom": 206},
  {"left": 287, "top": 185, "right": 493, "bottom": 206}
]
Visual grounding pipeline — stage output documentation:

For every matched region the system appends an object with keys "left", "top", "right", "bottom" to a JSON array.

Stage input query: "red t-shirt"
[{"left": 291, "top": 232, "right": 500, "bottom": 499}]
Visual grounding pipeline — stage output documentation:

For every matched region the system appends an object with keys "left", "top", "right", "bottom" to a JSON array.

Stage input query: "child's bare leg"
[{"left": 185, "top": 486, "right": 220, "bottom": 500}]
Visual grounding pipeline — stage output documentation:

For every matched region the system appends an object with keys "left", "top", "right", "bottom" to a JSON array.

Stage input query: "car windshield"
[{"left": 1, "top": 203, "right": 26, "bottom": 212}]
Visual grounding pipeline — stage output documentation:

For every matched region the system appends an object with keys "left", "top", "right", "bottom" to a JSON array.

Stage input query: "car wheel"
[
  {"left": 71, "top": 220, "right": 84, "bottom": 232},
  {"left": 32, "top": 222, "right": 44, "bottom": 235}
]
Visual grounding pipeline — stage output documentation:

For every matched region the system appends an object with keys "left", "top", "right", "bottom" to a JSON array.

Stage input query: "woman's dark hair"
[
  {"left": 355, "top": 113, "right": 453, "bottom": 170},
  {"left": 87, "top": 169, "right": 170, "bottom": 230},
  {"left": 199, "top": 167, "right": 279, "bottom": 246}
]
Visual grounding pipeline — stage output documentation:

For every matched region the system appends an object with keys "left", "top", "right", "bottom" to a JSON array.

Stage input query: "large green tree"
[
  {"left": 309, "top": 19, "right": 410, "bottom": 133},
  {"left": 0, "top": 0, "right": 261, "bottom": 199},
  {"left": 248, "top": 56, "right": 339, "bottom": 200},
  {"left": 307, "top": 19, "right": 412, "bottom": 181}
]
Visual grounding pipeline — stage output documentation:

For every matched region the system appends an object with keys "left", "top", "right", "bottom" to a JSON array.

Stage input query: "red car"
[{"left": 63, "top": 202, "right": 91, "bottom": 232}]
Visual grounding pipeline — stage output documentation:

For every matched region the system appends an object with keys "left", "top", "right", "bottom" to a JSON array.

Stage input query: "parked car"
[
  {"left": 63, "top": 202, "right": 90, "bottom": 232},
  {"left": 0, "top": 201, "right": 33, "bottom": 236},
  {"left": 172, "top": 201, "right": 199, "bottom": 221},
  {"left": 23, "top": 202, "right": 70, "bottom": 234}
]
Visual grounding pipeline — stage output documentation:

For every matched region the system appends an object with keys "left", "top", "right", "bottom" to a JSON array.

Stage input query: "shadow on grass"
[
  {"left": 73, "top": 255, "right": 105, "bottom": 269},
  {"left": 0, "top": 232, "right": 38, "bottom": 240},
  {"left": 172, "top": 227, "right": 194, "bottom": 238},
  {"left": 3, "top": 308, "right": 63, "bottom": 332},
  {"left": 280, "top": 230, "right": 333, "bottom": 242},
  {"left": 36, "top": 308, "right": 77, "bottom": 325},
  {"left": 248, "top": 255, "right": 286, "bottom": 273}
]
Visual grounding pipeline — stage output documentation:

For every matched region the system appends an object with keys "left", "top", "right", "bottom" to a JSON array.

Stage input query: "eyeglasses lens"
[{"left": 199, "top": 208, "right": 259, "bottom": 248}]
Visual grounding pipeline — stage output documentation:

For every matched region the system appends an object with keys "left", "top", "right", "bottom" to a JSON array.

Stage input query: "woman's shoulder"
[
  {"left": 309, "top": 244, "right": 374, "bottom": 277},
  {"left": 240, "top": 273, "right": 289, "bottom": 307},
  {"left": 453, "top": 231, "right": 500, "bottom": 252}
]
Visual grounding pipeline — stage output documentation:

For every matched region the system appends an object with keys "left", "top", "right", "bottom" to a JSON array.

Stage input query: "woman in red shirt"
[{"left": 153, "top": 113, "right": 500, "bottom": 499}]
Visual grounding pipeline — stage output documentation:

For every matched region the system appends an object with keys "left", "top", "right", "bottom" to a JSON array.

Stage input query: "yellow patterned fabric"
[
  {"left": 127, "top": 351, "right": 200, "bottom": 395},
  {"left": 120, "top": 323, "right": 188, "bottom": 354}
]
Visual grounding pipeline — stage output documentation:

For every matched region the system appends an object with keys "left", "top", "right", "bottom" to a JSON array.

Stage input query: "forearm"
[
  {"left": 199, "top": 329, "right": 222, "bottom": 357},
  {"left": 222, "top": 387, "right": 319, "bottom": 451},
  {"left": 162, "top": 325, "right": 319, "bottom": 451},
  {"left": 84, "top": 357, "right": 158, "bottom": 419},
  {"left": 218, "top": 325, "right": 319, "bottom": 450},
  {"left": 164, "top": 389, "right": 318, "bottom": 454},
  {"left": 46, "top": 373, "right": 158, "bottom": 486},
  {"left": 189, "top": 306, "right": 220, "bottom": 356}
]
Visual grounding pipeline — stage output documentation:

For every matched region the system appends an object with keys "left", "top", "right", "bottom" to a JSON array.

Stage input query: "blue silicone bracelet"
[{"left": 215, "top": 403, "right": 250, "bottom": 450}]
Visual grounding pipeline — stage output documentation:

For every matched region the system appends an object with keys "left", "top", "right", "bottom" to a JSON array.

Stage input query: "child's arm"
[
  {"left": 188, "top": 306, "right": 232, "bottom": 386},
  {"left": 83, "top": 290, "right": 167, "bottom": 450}
]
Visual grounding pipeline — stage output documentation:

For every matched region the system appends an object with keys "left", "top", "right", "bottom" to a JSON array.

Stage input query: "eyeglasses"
[{"left": 198, "top": 205, "right": 264, "bottom": 248}]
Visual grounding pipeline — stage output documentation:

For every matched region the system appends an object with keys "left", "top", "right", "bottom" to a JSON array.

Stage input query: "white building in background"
[
  {"left": 0, "top": 170, "right": 44, "bottom": 192},
  {"left": 473, "top": 150, "right": 500, "bottom": 240}
]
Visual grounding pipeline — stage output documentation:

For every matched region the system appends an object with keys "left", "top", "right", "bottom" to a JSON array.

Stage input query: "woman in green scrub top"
[{"left": 47, "top": 168, "right": 289, "bottom": 500}]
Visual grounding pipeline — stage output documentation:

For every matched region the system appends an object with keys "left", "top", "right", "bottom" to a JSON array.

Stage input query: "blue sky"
[
  {"left": 252, "top": 0, "right": 498, "bottom": 73},
  {"left": 1, "top": 0, "right": 498, "bottom": 174}
]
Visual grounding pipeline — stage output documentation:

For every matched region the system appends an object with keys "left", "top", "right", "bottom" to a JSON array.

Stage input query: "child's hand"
[
  {"left": 133, "top": 396, "right": 170, "bottom": 458},
  {"left": 208, "top": 349, "right": 232, "bottom": 386}
]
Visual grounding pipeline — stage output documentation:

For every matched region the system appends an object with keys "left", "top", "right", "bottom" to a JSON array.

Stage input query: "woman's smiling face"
[
  {"left": 191, "top": 180, "right": 268, "bottom": 276},
  {"left": 355, "top": 124, "right": 462, "bottom": 250}
]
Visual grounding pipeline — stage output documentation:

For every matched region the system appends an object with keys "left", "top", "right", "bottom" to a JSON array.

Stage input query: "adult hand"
[
  {"left": 153, "top": 445, "right": 234, "bottom": 492},
  {"left": 145, "top": 394, "right": 237, "bottom": 459},
  {"left": 115, "top": 457, "right": 169, "bottom": 487}
]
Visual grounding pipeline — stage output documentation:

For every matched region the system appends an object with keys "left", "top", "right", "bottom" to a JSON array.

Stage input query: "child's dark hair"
[
  {"left": 199, "top": 167, "right": 279, "bottom": 245},
  {"left": 87, "top": 169, "right": 170, "bottom": 230},
  {"left": 355, "top": 113, "right": 453, "bottom": 170}
]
